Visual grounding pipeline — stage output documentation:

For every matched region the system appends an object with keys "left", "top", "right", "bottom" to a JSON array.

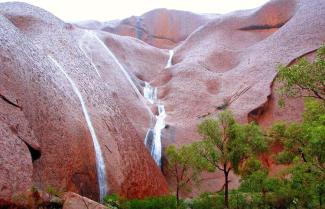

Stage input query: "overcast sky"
[{"left": 0, "top": 0, "right": 269, "bottom": 21}]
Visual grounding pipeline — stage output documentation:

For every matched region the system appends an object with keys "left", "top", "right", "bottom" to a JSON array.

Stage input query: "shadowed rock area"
[{"left": 0, "top": 0, "right": 325, "bottom": 204}]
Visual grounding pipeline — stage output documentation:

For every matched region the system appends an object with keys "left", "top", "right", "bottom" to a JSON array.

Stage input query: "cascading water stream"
[
  {"left": 143, "top": 82, "right": 157, "bottom": 104},
  {"left": 88, "top": 31, "right": 142, "bottom": 98},
  {"left": 143, "top": 84, "right": 166, "bottom": 167},
  {"left": 143, "top": 82, "right": 163, "bottom": 166},
  {"left": 165, "top": 50, "right": 174, "bottom": 68},
  {"left": 48, "top": 55, "right": 107, "bottom": 202},
  {"left": 151, "top": 104, "right": 166, "bottom": 167},
  {"left": 78, "top": 32, "right": 102, "bottom": 78},
  {"left": 87, "top": 31, "right": 153, "bottom": 116}
]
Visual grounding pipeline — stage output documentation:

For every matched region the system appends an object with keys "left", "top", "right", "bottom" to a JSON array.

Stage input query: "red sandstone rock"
[
  {"left": 63, "top": 192, "right": 111, "bottom": 209},
  {"left": 76, "top": 9, "right": 216, "bottom": 49},
  {"left": 0, "top": 2, "right": 168, "bottom": 202},
  {"left": 1, "top": 0, "right": 325, "bottom": 202},
  {"left": 158, "top": 0, "right": 325, "bottom": 193},
  {"left": 0, "top": 120, "right": 33, "bottom": 201}
]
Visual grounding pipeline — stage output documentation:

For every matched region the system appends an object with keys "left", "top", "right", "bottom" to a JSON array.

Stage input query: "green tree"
[
  {"left": 277, "top": 45, "right": 325, "bottom": 103},
  {"left": 165, "top": 144, "right": 206, "bottom": 207},
  {"left": 193, "top": 111, "right": 267, "bottom": 208},
  {"left": 270, "top": 99, "right": 325, "bottom": 208},
  {"left": 238, "top": 158, "right": 293, "bottom": 208}
]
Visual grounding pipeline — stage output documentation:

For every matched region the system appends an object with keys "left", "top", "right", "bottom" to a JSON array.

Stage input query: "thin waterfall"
[
  {"left": 151, "top": 104, "right": 166, "bottom": 167},
  {"left": 165, "top": 50, "right": 174, "bottom": 68},
  {"left": 48, "top": 55, "right": 107, "bottom": 202},
  {"left": 143, "top": 84, "right": 167, "bottom": 167},
  {"left": 78, "top": 32, "right": 102, "bottom": 78},
  {"left": 87, "top": 31, "right": 153, "bottom": 116},
  {"left": 88, "top": 31, "right": 142, "bottom": 98},
  {"left": 143, "top": 82, "right": 157, "bottom": 104}
]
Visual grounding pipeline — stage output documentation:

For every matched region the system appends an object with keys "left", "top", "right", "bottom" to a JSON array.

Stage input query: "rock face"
[
  {"left": 0, "top": 0, "right": 325, "bottom": 203},
  {"left": 0, "top": 2, "right": 168, "bottom": 202},
  {"left": 76, "top": 9, "right": 216, "bottom": 49},
  {"left": 157, "top": 0, "right": 325, "bottom": 194},
  {"left": 63, "top": 192, "right": 111, "bottom": 209}
]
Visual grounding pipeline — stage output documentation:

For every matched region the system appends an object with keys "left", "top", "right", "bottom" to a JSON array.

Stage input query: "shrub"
[{"left": 104, "top": 195, "right": 185, "bottom": 209}]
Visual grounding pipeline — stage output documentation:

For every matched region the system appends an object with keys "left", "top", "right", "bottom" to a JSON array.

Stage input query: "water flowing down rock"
[
  {"left": 165, "top": 50, "right": 174, "bottom": 68},
  {"left": 1, "top": 0, "right": 325, "bottom": 203},
  {"left": 143, "top": 82, "right": 157, "bottom": 104},
  {"left": 48, "top": 56, "right": 108, "bottom": 201}
]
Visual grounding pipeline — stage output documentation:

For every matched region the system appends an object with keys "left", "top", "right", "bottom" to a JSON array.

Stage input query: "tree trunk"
[
  {"left": 224, "top": 169, "right": 229, "bottom": 209},
  {"left": 176, "top": 185, "right": 179, "bottom": 207},
  {"left": 319, "top": 191, "right": 323, "bottom": 209}
]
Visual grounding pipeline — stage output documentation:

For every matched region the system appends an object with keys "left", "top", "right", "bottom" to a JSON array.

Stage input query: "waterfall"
[
  {"left": 143, "top": 82, "right": 157, "bottom": 104},
  {"left": 143, "top": 83, "right": 166, "bottom": 167},
  {"left": 143, "top": 104, "right": 166, "bottom": 167},
  {"left": 78, "top": 32, "right": 102, "bottom": 78},
  {"left": 165, "top": 50, "right": 174, "bottom": 68},
  {"left": 151, "top": 104, "right": 166, "bottom": 167},
  {"left": 88, "top": 31, "right": 153, "bottom": 116},
  {"left": 87, "top": 31, "right": 143, "bottom": 99},
  {"left": 48, "top": 55, "right": 107, "bottom": 202}
]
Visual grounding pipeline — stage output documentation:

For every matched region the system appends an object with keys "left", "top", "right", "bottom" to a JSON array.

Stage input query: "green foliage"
[
  {"left": 189, "top": 192, "right": 223, "bottom": 209},
  {"left": 270, "top": 100, "right": 325, "bottom": 167},
  {"left": 46, "top": 185, "right": 64, "bottom": 198},
  {"left": 104, "top": 195, "right": 186, "bottom": 209},
  {"left": 277, "top": 45, "right": 325, "bottom": 103},
  {"left": 192, "top": 111, "right": 268, "bottom": 208},
  {"left": 104, "top": 194, "right": 122, "bottom": 209},
  {"left": 268, "top": 98, "right": 325, "bottom": 208},
  {"left": 165, "top": 144, "right": 207, "bottom": 204},
  {"left": 194, "top": 111, "right": 267, "bottom": 174}
]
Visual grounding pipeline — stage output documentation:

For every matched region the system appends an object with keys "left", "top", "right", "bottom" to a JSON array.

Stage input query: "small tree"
[
  {"left": 269, "top": 99, "right": 325, "bottom": 208},
  {"left": 193, "top": 111, "right": 267, "bottom": 208},
  {"left": 165, "top": 144, "right": 206, "bottom": 206},
  {"left": 239, "top": 158, "right": 293, "bottom": 208},
  {"left": 277, "top": 45, "right": 325, "bottom": 103}
]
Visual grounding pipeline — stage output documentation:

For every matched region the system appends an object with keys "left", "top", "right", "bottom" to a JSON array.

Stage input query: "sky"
[{"left": 0, "top": 0, "right": 269, "bottom": 21}]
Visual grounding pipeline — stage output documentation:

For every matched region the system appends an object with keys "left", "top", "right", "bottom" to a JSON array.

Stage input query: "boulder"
[{"left": 63, "top": 192, "right": 111, "bottom": 209}]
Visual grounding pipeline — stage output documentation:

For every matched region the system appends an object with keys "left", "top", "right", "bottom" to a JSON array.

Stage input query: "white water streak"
[
  {"left": 48, "top": 55, "right": 107, "bottom": 202},
  {"left": 87, "top": 31, "right": 153, "bottom": 116},
  {"left": 79, "top": 33, "right": 101, "bottom": 78},
  {"left": 143, "top": 82, "right": 157, "bottom": 104},
  {"left": 165, "top": 50, "right": 174, "bottom": 68},
  {"left": 151, "top": 104, "right": 166, "bottom": 167},
  {"left": 88, "top": 31, "right": 142, "bottom": 98}
]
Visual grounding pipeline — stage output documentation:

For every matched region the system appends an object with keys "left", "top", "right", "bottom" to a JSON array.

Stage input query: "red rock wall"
[
  {"left": 76, "top": 9, "right": 216, "bottom": 49},
  {"left": 1, "top": 0, "right": 325, "bottom": 202},
  {"left": 0, "top": 2, "right": 168, "bottom": 202}
]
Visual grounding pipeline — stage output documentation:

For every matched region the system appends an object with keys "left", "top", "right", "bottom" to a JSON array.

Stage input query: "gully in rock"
[{"left": 48, "top": 55, "right": 108, "bottom": 202}]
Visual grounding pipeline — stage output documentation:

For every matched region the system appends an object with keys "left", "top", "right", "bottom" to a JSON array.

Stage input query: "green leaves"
[
  {"left": 267, "top": 97, "right": 325, "bottom": 208},
  {"left": 165, "top": 144, "right": 208, "bottom": 201},
  {"left": 277, "top": 45, "right": 325, "bottom": 101}
]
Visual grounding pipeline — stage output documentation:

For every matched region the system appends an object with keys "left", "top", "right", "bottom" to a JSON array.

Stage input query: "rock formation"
[
  {"left": 0, "top": 0, "right": 324, "bottom": 203},
  {"left": 76, "top": 9, "right": 217, "bottom": 49},
  {"left": 0, "top": 2, "right": 168, "bottom": 202}
]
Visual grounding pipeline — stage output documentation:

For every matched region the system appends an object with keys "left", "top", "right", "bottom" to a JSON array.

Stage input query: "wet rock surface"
[
  {"left": 0, "top": 0, "right": 325, "bottom": 202},
  {"left": 0, "top": 2, "right": 168, "bottom": 202},
  {"left": 76, "top": 8, "right": 217, "bottom": 49}
]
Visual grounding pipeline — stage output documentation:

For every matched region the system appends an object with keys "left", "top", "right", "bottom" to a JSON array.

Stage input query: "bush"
[
  {"left": 189, "top": 192, "right": 223, "bottom": 209},
  {"left": 104, "top": 195, "right": 185, "bottom": 209}
]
